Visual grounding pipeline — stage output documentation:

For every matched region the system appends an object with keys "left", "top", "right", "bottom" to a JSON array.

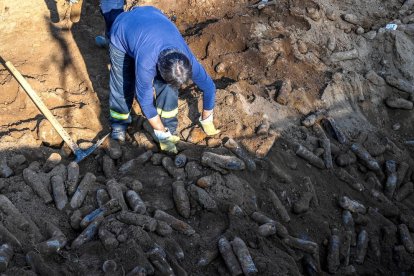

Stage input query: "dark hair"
[{"left": 157, "top": 49, "right": 192, "bottom": 88}]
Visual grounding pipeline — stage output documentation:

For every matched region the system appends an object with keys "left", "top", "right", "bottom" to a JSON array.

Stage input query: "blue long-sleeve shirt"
[{"left": 109, "top": 6, "right": 216, "bottom": 119}]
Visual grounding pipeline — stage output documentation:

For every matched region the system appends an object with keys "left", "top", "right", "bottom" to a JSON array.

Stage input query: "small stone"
[
  {"left": 215, "top": 62, "right": 227, "bottom": 74},
  {"left": 8, "top": 154, "right": 26, "bottom": 169},
  {"left": 102, "top": 260, "right": 117, "bottom": 273},
  {"left": 392, "top": 123, "right": 401, "bottom": 131},
  {"left": 325, "top": 9, "right": 338, "bottom": 21},
  {"left": 224, "top": 94, "right": 235, "bottom": 105},
  {"left": 356, "top": 26, "right": 365, "bottom": 34},
  {"left": 297, "top": 40, "right": 308, "bottom": 54},
  {"left": 0, "top": 159, "right": 13, "bottom": 178},
  {"left": 38, "top": 119, "right": 63, "bottom": 147}
]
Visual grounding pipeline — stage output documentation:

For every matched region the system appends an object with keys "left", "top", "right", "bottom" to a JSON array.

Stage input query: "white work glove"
[
  {"left": 154, "top": 128, "right": 180, "bottom": 154},
  {"left": 199, "top": 113, "right": 220, "bottom": 136}
]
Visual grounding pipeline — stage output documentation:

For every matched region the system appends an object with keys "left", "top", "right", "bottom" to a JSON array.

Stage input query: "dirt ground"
[{"left": 0, "top": 0, "right": 414, "bottom": 275}]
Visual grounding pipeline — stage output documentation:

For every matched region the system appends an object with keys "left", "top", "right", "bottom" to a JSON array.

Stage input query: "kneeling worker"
[{"left": 104, "top": 5, "right": 220, "bottom": 154}]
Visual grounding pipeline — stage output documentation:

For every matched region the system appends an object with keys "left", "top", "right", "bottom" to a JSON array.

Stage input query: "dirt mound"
[{"left": 1, "top": 0, "right": 414, "bottom": 275}]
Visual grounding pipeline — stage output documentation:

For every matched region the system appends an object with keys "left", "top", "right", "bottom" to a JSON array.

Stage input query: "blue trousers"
[{"left": 108, "top": 44, "right": 179, "bottom": 134}]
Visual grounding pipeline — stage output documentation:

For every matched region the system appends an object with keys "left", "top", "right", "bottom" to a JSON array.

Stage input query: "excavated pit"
[{"left": 0, "top": 0, "right": 414, "bottom": 275}]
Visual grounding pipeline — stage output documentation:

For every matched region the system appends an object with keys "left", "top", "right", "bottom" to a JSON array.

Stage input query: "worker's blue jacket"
[{"left": 109, "top": 6, "right": 216, "bottom": 119}]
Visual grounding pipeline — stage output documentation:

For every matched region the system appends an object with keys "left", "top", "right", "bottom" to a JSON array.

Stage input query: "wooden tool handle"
[{"left": 3, "top": 61, "right": 79, "bottom": 152}]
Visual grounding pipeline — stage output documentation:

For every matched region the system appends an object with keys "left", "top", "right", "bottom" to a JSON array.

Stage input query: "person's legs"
[
  {"left": 109, "top": 43, "right": 135, "bottom": 141},
  {"left": 96, "top": 0, "right": 124, "bottom": 47},
  {"left": 153, "top": 77, "right": 179, "bottom": 135}
]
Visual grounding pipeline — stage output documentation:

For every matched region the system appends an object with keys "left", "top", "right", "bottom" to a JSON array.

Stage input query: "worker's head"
[{"left": 157, "top": 49, "right": 192, "bottom": 88}]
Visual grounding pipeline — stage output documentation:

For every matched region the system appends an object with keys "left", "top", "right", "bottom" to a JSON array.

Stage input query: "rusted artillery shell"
[
  {"left": 99, "top": 228, "right": 119, "bottom": 251},
  {"left": 251, "top": 212, "right": 273, "bottom": 224},
  {"left": 224, "top": 138, "right": 256, "bottom": 171},
  {"left": 106, "top": 179, "right": 128, "bottom": 211},
  {"left": 154, "top": 210, "right": 195, "bottom": 236},
  {"left": 126, "top": 190, "right": 146, "bottom": 214},
  {"left": 23, "top": 168, "right": 53, "bottom": 204},
  {"left": 283, "top": 236, "right": 318, "bottom": 254},
  {"left": 313, "top": 123, "right": 333, "bottom": 169},
  {"left": 0, "top": 224, "right": 21, "bottom": 249},
  {"left": 369, "top": 231, "right": 381, "bottom": 261},
  {"left": 119, "top": 150, "right": 153, "bottom": 174},
  {"left": 327, "top": 229, "right": 340, "bottom": 273},
  {"left": 126, "top": 266, "right": 147, "bottom": 276},
  {"left": 117, "top": 211, "right": 157, "bottom": 232},
  {"left": 0, "top": 244, "right": 13, "bottom": 272},
  {"left": 156, "top": 220, "right": 173, "bottom": 236},
  {"left": 102, "top": 260, "right": 117, "bottom": 273},
  {"left": 268, "top": 159, "right": 292, "bottom": 183},
  {"left": 336, "top": 152, "right": 357, "bottom": 167},
  {"left": 268, "top": 189, "right": 290, "bottom": 223},
  {"left": 66, "top": 161, "right": 80, "bottom": 196},
  {"left": 339, "top": 196, "right": 366, "bottom": 213},
  {"left": 335, "top": 169, "right": 364, "bottom": 191},
  {"left": 258, "top": 222, "right": 277, "bottom": 237},
  {"left": 148, "top": 248, "right": 174, "bottom": 276},
  {"left": 294, "top": 144, "right": 325, "bottom": 169},
  {"left": 342, "top": 210, "right": 356, "bottom": 246},
  {"left": 399, "top": 224, "right": 414, "bottom": 253},
  {"left": 188, "top": 184, "right": 217, "bottom": 210},
  {"left": 201, "top": 152, "right": 245, "bottom": 172},
  {"left": 70, "top": 172, "right": 96, "bottom": 209},
  {"left": 341, "top": 231, "right": 352, "bottom": 266},
  {"left": 174, "top": 154, "right": 187, "bottom": 168},
  {"left": 196, "top": 173, "right": 223, "bottom": 188},
  {"left": 96, "top": 189, "right": 110, "bottom": 208},
  {"left": 355, "top": 230, "right": 369, "bottom": 264},
  {"left": 35, "top": 235, "right": 67, "bottom": 254},
  {"left": 330, "top": 49, "right": 358, "bottom": 62},
  {"left": 197, "top": 247, "right": 219, "bottom": 266},
  {"left": 231, "top": 237, "right": 258, "bottom": 275},
  {"left": 385, "top": 160, "right": 397, "bottom": 198},
  {"left": 293, "top": 192, "right": 313, "bottom": 214},
  {"left": 301, "top": 110, "right": 326, "bottom": 127},
  {"left": 70, "top": 205, "right": 94, "bottom": 230},
  {"left": 162, "top": 157, "right": 186, "bottom": 180},
  {"left": 51, "top": 175, "right": 68, "bottom": 210},
  {"left": 80, "top": 199, "right": 121, "bottom": 229},
  {"left": 385, "top": 97, "right": 413, "bottom": 110},
  {"left": 218, "top": 237, "right": 243, "bottom": 276},
  {"left": 350, "top": 143, "right": 380, "bottom": 171},
  {"left": 321, "top": 117, "right": 347, "bottom": 144},
  {"left": 395, "top": 182, "right": 414, "bottom": 201},
  {"left": 0, "top": 195, "right": 29, "bottom": 230},
  {"left": 276, "top": 79, "right": 292, "bottom": 105},
  {"left": 397, "top": 162, "right": 410, "bottom": 187},
  {"left": 172, "top": 181, "right": 190, "bottom": 218},
  {"left": 165, "top": 238, "right": 184, "bottom": 261},
  {"left": 251, "top": 212, "right": 288, "bottom": 238},
  {"left": 365, "top": 173, "right": 383, "bottom": 191},
  {"left": 71, "top": 214, "right": 104, "bottom": 249},
  {"left": 151, "top": 153, "right": 166, "bottom": 165},
  {"left": 43, "top": 153, "right": 62, "bottom": 173},
  {"left": 304, "top": 177, "right": 319, "bottom": 207},
  {"left": 256, "top": 115, "right": 270, "bottom": 136},
  {"left": 26, "top": 251, "right": 58, "bottom": 276},
  {"left": 102, "top": 155, "right": 116, "bottom": 179}
]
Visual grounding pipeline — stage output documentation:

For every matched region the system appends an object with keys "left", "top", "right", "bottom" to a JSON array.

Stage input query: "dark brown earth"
[{"left": 1, "top": 0, "right": 414, "bottom": 275}]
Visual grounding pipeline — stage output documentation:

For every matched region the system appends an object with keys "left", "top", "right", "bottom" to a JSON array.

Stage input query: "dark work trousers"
[{"left": 108, "top": 44, "right": 179, "bottom": 134}]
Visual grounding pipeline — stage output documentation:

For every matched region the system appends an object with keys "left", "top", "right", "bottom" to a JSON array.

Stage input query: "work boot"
[
  {"left": 111, "top": 124, "right": 126, "bottom": 143},
  {"left": 95, "top": 35, "right": 109, "bottom": 48}
]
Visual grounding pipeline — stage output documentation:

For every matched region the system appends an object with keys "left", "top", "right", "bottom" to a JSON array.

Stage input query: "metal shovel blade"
[{"left": 74, "top": 133, "right": 110, "bottom": 163}]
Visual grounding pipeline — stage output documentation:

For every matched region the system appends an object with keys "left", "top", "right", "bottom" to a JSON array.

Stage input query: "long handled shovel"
[{"left": 1, "top": 59, "right": 109, "bottom": 163}]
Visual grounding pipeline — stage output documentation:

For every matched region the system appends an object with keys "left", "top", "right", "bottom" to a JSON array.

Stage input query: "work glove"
[
  {"left": 199, "top": 113, "right": 220, "bottom": 136},
  {"left": 154, "top": 128, "right": 179, "bottom": 154}
]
